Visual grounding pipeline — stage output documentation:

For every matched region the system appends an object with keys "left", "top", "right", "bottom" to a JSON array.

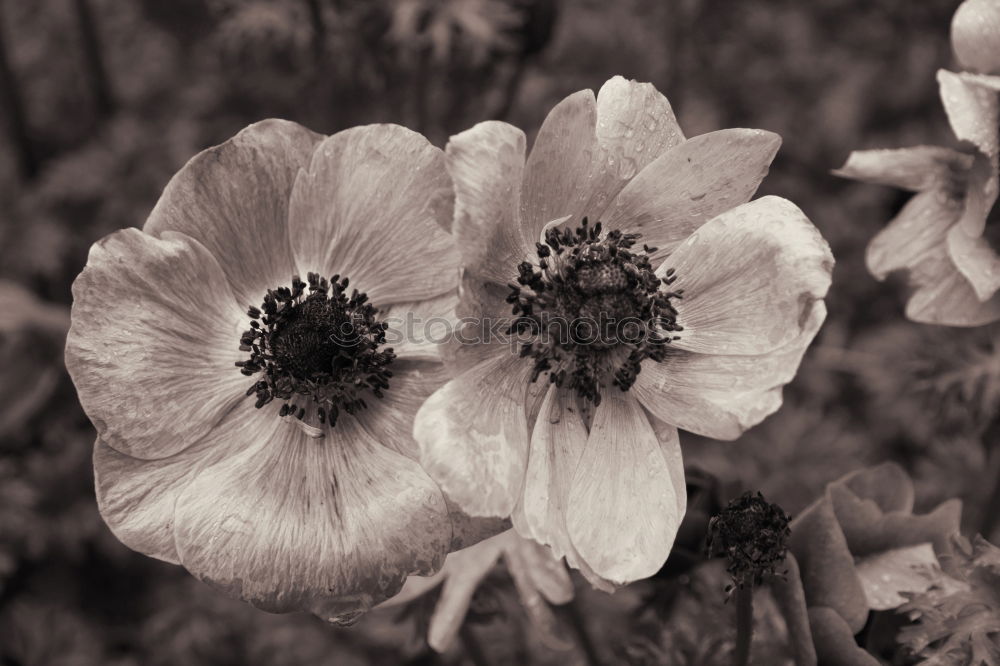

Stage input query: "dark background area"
[{"left": 1, "top": 0, "right": 996, "bottom": 663}]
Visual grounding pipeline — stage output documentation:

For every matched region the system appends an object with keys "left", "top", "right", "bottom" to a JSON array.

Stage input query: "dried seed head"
[{"left": 706, "top": 491, "right": 791, "bottom": 591}]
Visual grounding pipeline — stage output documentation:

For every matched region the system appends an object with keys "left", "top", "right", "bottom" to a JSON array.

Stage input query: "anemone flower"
[
  {"left": 382, "top": 529, "right": 575, "bottom": 652},
  {"left": 413, "top": 77, "right": 833, "bottom": 585},
  {"left": 834, "top": 0, "right": 1000, "bottom": 326},
  {"left": 66, "top": 119, "right": 504, "bottom": 622}
]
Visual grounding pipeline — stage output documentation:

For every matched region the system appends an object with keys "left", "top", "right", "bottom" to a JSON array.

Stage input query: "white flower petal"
[
  {"left": 906, "top": 250, "right": 1000, "bottom": 326},
  {"left": 959, "top": 72, "right": 1000, "bottom": 91},
  {"left": 867, "top": 189, "right": 1000, "bottom": 326},
  {"left": 382, "top": 291, "right": 459, "bottom": 363},
  {"left": 438, "top": 273, "right": 514, "bottom": 377},
  {"left": 427, "top": 533, "right": 509, "bottom": 651},
  {"left": 288, "top": 124, "right": 459, "bottom": 307},
  {"left": 634, "top": 302, "right": 826, "bottom": 440},
  {"left": 520, "top": 90, "right": 598, "bottom": 241},
  {"left": 832, "top": 146, "right": 973, "bottom": 192},
  {"left": 377, "top": 569, "right": 446, "bottom": 609},
  {"left": 855, "top": 543, "right": 940, "bottom": 611},
  {"left": 938, "top": 69, "right": 999, "bottom": 162},
  {"left": 947, "top": 205, "right": 1000, "bottom": 302},
  {"left": 517, "top": 385, "right": 586, "bottom": 562},
  {"left": 354, "top": 360, "right": 450, "bottom": 460},
  {"left": 444, "top": 495, "right": 511, "bottom": 552},
  {"left": 173, "top": 407, "right": 452, "bottom": 620},
  {"left": 508, "top": 536, "right": 574, "bottom": 606},
  {"left": 504, "top": 536, "right": 574, "bottom": 650},
  {"left": 654, "top": 416, "right": 687, "bottom": 519},
  {"left": 576, "top": 76, "right": 685, "bottom": 222},
  {"left": 948, "top": 152, "right": 1000, "bottom": 300},
  {"left": 93, "top": 440, "right": 194, "bottom": 564},
  {"left": 952, "top": 0, "right": 1000, "bottom": 75},
  {"left": 415, "top": 352, "right": 532, "bottom": 517},
  {"left": 144, "top": 119, "right": 321, "bottom": 309},
  {"left": 92, "top": 397, "right": 270, "bottom": 564},
  {"left": 867, "top": 190, "right": 963, "bottom": 281},
  {"left": 604, "top": 129, "right": 781, "bottom": 266},
  {"left": 447, "top": 121, "right": 533, "bottom": 286},
  {"left": 661, "top": 196, "right": 833, "bottom": 356},
  {"left": 66, "top": 229, "right": 248, "bottom": 459},
  {"left": 356, "top": 362, "right": 509, "bottom": 557},
  {"left": 456, "top": 269, "right": 510, "bottom": 321},
  {"left": 565, "top": 391, "right": 681, "bottom": 584}
]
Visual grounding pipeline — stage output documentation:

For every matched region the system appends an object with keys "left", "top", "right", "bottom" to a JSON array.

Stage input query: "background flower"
[{"left": 835, "top": 0, "right": 1000, "bottom": 326}]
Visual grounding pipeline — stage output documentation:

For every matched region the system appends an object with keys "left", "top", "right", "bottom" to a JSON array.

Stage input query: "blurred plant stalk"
[
  {"left": 0, "top": 1, "right": 37, "bottom": 180},
  {"left": 0, "top": 281, "right": 69, "bottom": 438},
  {"left": 73, "top": 0, "right": 115, "bottom": 119}
]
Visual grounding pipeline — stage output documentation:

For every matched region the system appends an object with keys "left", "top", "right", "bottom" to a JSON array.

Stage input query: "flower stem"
[
  {"left": 979, "top": 439, "right": 1000, "bottom": 540},
  {"left": 73, "top": 0, "right": 114, "bottom": 118},
  {"left": 303, "top": 0, "right": 326, "bottom": 62},
  {"left": 0, "top": 5, "right": 38, "bottom": 180},
  {"left": 558, "top": 597, "right": 602, "bottom": 666},
  {"left": 733, "top": 585, "right": 753, "bottom": 666},
  {"left": 459, "top": 623, "right": 490, "bottom": 666}
]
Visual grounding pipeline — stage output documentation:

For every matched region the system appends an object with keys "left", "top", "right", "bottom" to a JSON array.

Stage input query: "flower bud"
[{"left": 952, "top": 0, "right": 1000, "bottom": 74}]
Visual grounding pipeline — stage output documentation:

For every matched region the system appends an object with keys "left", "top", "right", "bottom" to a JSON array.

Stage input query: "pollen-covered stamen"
[
  {"left": 235, "top": 272, "right": 395, "bottom": 428},
  {"left": 506, "top": 217, "right": 683, "bottom": 405}
]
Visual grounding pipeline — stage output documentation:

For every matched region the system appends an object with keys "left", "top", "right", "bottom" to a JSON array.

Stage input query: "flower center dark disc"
[
  {"left": 506, "top": 218, "right": 683, "bottom": 405},
  {"left": 236, "top": 273, "right": 394, "bottom": 427}
]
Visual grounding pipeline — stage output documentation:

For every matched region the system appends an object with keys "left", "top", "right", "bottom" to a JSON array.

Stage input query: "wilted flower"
[
  {"left": 382, "top": 529, "right": 575, "bottom": 652},
  {"left": 414, "top": 77, "right": 833, "bottom": 585},
  {"left": 835, "top": 1, "right": 1000, "bottom": 326},
  {"left": 706, "top": 491, "right": 791, "bottom": 592},
  {"left": 66, "top": 119, "right": 500, "bottom": 621}
]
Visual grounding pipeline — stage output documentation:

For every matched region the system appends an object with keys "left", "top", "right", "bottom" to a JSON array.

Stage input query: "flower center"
[
  {"left": 506, "top": 218, "right": 683, "bottom": 405},
  {"left": 236, "top": 273, "right": 394, "bottom": 427}
]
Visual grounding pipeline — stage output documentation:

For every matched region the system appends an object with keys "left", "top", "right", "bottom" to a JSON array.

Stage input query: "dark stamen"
[
  {"left": 237, "top": 273, "right": 395, "bottom": 428},
  {"left": 506, "top": 217, "right": 683, "bottom": 404}
]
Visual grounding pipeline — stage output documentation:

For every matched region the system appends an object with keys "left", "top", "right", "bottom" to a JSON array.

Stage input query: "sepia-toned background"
[{"left": 0, "top": 0, "right": 993, "bottom": 663}]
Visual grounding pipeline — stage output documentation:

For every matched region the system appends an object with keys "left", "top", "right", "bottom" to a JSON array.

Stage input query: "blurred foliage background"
[{"left": 1, "top": 0, "right": 997, "bottom": 663}]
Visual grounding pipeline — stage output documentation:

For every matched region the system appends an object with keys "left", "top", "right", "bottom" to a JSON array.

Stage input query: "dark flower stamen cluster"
[
  {"left": 706, "top": 491, "right": 792, "bottom": 591},
  {"left": 236, "top": 273, "right": 394, "bottom": 428},
  {"left": 505, "top": 217, "right": 683, "bottom": 404}
]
